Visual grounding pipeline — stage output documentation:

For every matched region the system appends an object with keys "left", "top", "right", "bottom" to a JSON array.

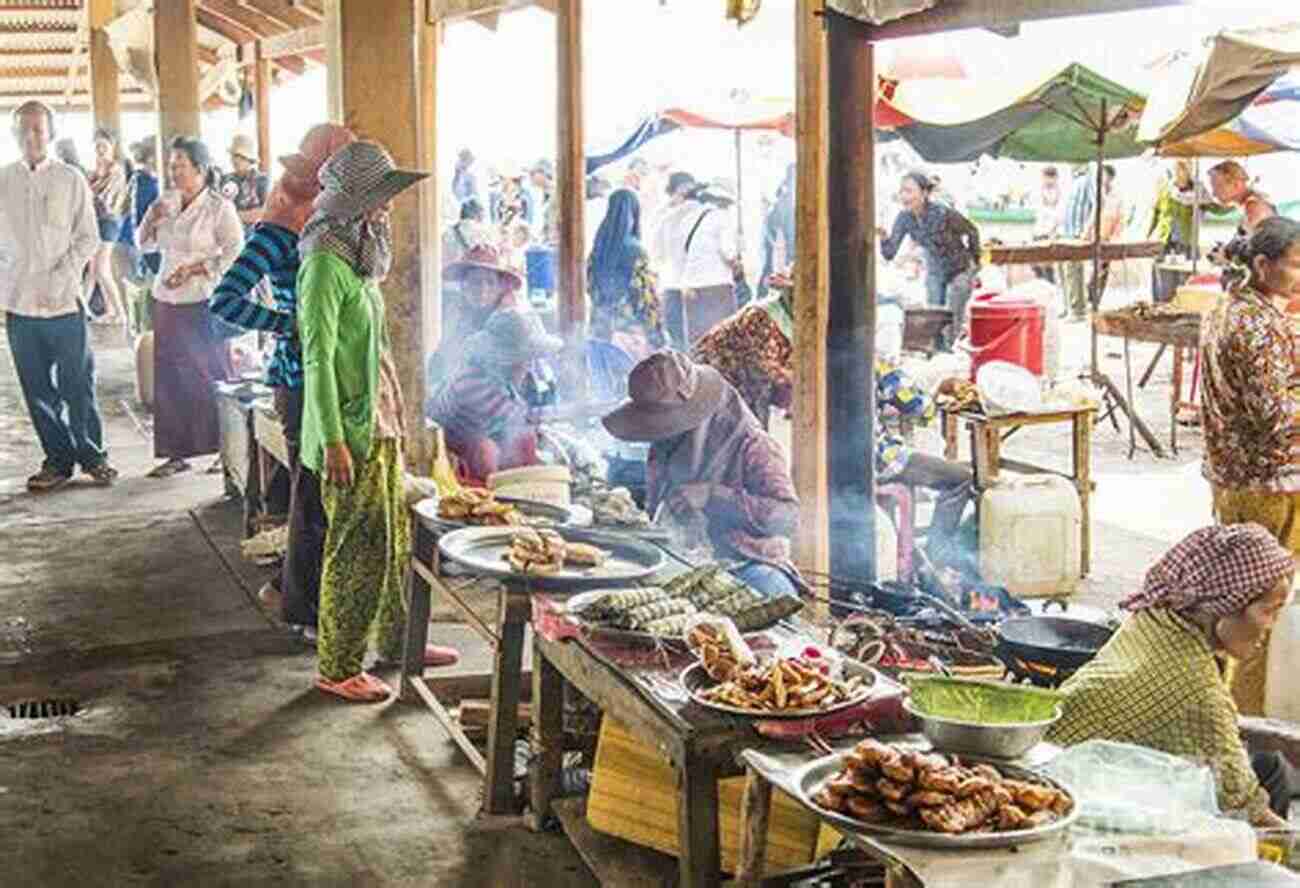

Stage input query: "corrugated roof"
[{"left": 0, "top": 0, "right": 323, "bottom": 108}]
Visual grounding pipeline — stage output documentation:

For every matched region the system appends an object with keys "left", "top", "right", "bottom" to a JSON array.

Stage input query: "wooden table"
[
  {"left": 399, "top": 512, "right": 537, "bottom": 816},
  {"left": 1092, "top": 311, "right": 1202, "bottom": 456},
  {"left": 941, "top": 407, "right": 1095, "bottom": 576},
  {"left": 530, "top": 632, "right": 764, "bottom": 888},
  {"left": 982, "top": 240, "right": 1162, "bottom": 266}
]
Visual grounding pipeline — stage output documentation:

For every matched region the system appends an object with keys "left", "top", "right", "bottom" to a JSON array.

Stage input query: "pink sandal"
[
  {"left": 424, "top": 645, "right": 460, "bottom": 667},
  {"left": 315, "top": 672, "right": 392, "bottom": 702}
]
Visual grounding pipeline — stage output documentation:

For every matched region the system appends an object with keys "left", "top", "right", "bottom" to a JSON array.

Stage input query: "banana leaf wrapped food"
[
  {"left": 623, "top": 597, "right": 698, "bottom": 631},
  {"left": 575, "top": 586, "right": 668, "bottom": 622}
]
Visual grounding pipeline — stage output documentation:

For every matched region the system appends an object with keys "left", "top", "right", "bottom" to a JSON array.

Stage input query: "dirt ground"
[{"left": 0, "top": 296, "right": 1214, "bottom": 886}]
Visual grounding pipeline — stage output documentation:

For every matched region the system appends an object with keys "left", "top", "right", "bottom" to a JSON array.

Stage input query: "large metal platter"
[
  {"left": 413, "top": 495, "right": 575, "bottom": 531},
  {"left": 437, "top": 526, "right": 665, "bottom": 591},
  {"left": 679, "top": 660, "right": 881, "bottom": 720},
  {"left": 790, "top": 750, "right": 1079, "bottom": 850}
]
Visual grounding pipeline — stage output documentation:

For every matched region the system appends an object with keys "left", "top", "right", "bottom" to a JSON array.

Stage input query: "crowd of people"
[{"left": 8, "top": 99, "right": 1300, "bottom": 830}]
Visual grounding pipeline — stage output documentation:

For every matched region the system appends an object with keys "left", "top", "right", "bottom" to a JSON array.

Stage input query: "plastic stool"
[{"left": 876, "top": 483, "right": 916, "bottom": 582}]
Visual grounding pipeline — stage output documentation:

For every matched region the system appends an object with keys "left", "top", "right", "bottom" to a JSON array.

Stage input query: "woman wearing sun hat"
[
  {"left": 426, "top": 307, "right": 562, "bottom": 485},
  {"left": 603, "top": 350, "right": 801, "bottom": 601},
  {"left": 298, "top": 140, "right": 455, "bottom": 703},
  {"left": 209, "top": 123, "right": 355, "bottom": 640},
  {"left": 426, "top": 243, "right": 524, "bottom": 392}
]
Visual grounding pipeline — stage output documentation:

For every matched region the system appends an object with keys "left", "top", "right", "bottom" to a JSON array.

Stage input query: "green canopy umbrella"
[
  {"left": 882, "top": 64, "right": 1166, "bottom": 456},
  {"left": 881, "top": 62, "right": 1147, "bottom": 163}
]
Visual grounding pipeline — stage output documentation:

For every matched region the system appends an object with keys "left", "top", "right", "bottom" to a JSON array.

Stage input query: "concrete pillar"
[
  {"left": 326, "top": 0, "right": 438, "bottom": 471},
  {"left": 155, "top": 0, "right": 202, "bottom": 179},
  {"left": 89, "top": 0, "right": 120, "bottom": 137}
]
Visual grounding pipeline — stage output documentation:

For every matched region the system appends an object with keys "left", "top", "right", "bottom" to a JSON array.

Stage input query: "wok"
[{"left": 995, "top": 616, "right": 1115, "bottom": 684}]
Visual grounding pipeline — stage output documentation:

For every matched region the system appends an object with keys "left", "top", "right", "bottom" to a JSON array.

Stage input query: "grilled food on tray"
[
  {"left": 696, "top": 657, "right": 868, "bottom": 714},
  {"left": 571, "top": 565, "right": 803, "bottom": 637},
  {"left": 438, "top": 488, "right": 524, "bottom": 526},
  {"left": 812, "top": 739, "right": 1073, "bottom": 835},
  {"left": 591, "top": 487, "right": 651, "bottom": 528},
  {"left": 564, "top": 541, "right": 609, "bottom": 568},
  {"left": 504, "top": 528, "right": 566, "bottom": 575}
]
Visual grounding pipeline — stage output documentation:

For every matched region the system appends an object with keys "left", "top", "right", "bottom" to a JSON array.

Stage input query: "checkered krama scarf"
[{"left": 1121, "top": 523, "right": 1295, "bottom": 620}]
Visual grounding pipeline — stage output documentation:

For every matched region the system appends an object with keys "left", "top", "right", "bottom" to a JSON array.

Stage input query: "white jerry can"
[{"left": 979, "top": 475, "right": 1081, "bottom": 598}]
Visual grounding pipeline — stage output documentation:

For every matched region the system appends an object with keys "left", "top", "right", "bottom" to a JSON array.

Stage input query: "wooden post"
[
  {"left": 327, "top": 0, "right": 435, "bottom": 471},
  {"left": 826, "top": 11, "right": 876, "bottom": 584},
  {"left": 254, "top": 41, "right": 272, "bottom": 173},
  {"left": 155, "top": 0, "right": 202, "bottom": 175},
  {"left": 419, "top": 18, "right": 442, "bottom": 359},
  {"left": 88, "top": 0, "right": 120, "bottom": 138},
  {"left": 556, "top": 0, "right": 587, "bottom": 396},
  {"left": 792, "top": 0, "right": 830, "bottom": 587}
]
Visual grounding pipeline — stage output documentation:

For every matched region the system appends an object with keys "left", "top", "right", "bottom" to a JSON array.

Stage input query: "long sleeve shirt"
[
  {"left": 209, "top": 224, "right": 302, "bottom": 389},
  {"left": 1048, "top": 608, "right": 1272, "bottom": 823},
  {"left": 880, "top": 202, "right": 979, "bottom": 285},
  {"left": 647, "top": 425, "right": 799, "bottom": 563},
  {"left": 0, "top": 157, "right": 99, "bottom": 318},
  {"left": 136, "top": 189, "right": 243, "bottom": 306},
  {"left": 425, "top": 362, "right": 538, "bottom": 483},
  {"left": 1200, "top": 285, "right": 1300, "bottom": 493}
]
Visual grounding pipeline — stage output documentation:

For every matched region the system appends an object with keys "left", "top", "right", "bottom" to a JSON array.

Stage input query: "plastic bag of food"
[
  {"left": 684, "top": 614, "right": 756, "bottom": 682},
  {"left": 1040, "top": 740, "right": 1220, "bottom": 834}
]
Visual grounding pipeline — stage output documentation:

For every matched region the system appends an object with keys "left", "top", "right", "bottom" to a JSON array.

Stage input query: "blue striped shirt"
[
  {"left": 209, "top": 223, "right": 302, "bottom": 389},
  {"left": 1064, "top": 171, "right": 1096, "bottom": 239}
]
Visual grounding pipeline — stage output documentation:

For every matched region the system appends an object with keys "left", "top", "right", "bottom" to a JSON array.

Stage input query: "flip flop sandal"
[
  {"left": 204, "top": 458, "right": 225, "bottom": 475},
  {"left": 314, "top": 673, "right": 391, "bottom": 703},
  {"left": 372, "top": 645, "right": 461, "bottom": 671},
  {"left": 147, "top": 459, "right": 191, "bottom": 479}
]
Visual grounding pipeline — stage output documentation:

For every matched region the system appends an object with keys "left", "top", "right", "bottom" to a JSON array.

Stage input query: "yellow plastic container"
[
  {"left": 586, "top": 718, "right": 839, "bottom": 874},
  {"left": 979, "top": 476, "right": 1081, "bottom": 599}
]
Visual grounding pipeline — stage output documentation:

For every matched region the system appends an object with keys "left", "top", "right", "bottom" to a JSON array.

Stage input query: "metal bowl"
[{"left": 903, "top": 698, "right": 1062, "bottom": 760}]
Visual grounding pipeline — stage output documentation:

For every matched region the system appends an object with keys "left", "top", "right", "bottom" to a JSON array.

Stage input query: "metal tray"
[
  {"left": 783, "top": 750, "right": 1078, "bottom": 850},
  {"left": 436, "top": 526, "right": 665, "bottom": 591},
  {"left": 414, "top": 495, "right": 575, "bottom": 531},
  {"left": 679, "top": 660, "right": 880, "bottom": 720}
]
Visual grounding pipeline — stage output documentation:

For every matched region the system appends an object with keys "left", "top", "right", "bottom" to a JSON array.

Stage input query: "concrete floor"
[
  {"left": 0, "top": 325, "right": 595, "bottom": 888},
  {"left": 0, "top": 307, "right": 1219, "bottom": 887}
]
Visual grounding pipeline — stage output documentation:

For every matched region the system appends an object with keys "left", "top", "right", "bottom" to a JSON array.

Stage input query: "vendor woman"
[
  {"left": 877, "top": 171, "right": 980, "bottom": 345},
  {"left": 1048, "top": 524, "right": 1297, "bottom": 828},
  {"left": 1200, "top": 217, "right": 1300, "bottom": 714},
  {"left": 426, "top": 307, "right": 562, "bottom": 485},
  {"left": 603, "top": 351, "right": 801, "bottom": 601}
]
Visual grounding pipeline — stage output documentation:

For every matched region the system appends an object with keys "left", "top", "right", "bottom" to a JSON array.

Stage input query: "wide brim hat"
[
  {"left": 465, "top": 308, "right": 563, "bottom": 366},
  {"left": 314, "top": 140, "right": 429, "bottom": 220},
  {"left": 444, "top": 244, "right": 524, "bottom": 290},
  {"left": 229, "top": 134, "right": 257, "bottom": 163},
  {"left": 602, "top": 351, "right": 726, "bottom": 443}
]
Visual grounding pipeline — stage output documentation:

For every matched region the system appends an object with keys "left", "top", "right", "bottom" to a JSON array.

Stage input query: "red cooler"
[{"left": 967, "top": 291, "right": 1045, "bottom": 380}]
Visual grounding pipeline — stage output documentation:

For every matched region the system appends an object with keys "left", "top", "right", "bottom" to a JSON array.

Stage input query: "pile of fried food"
[
  {"left": 696, "top": 657, "right": 869, "bottom": 715},
  {"left": 934, "top": 378, "right": 981, "bottom": 414},
  {"left": 504, "top": 528, "right": 608, "bottom": 575},
  {"left": 687, "top": 621, "right": 747, "bottom": 682},
  {"left": 813, "top": 739, "right": 1072, "bottom": 835},
  {"left": 438, "top": 488, "right": 524, "bottom": 526}
]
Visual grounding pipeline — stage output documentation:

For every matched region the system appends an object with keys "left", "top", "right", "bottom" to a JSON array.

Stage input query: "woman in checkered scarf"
[{"left": 1049, "top": 523, "right": 1297, "bottom": 827}]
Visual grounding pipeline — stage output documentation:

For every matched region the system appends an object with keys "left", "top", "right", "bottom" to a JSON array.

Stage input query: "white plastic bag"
[{"left": 1040, "top": 740, "right": 1221, "bottom": 835}]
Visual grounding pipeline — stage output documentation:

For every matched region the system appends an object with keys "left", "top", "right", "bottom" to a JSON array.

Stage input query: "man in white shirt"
[
  {"left": 0, "top": 101, "right": 115, "bottom": 492},
  {"left": 661, "top": 180, "right": 739, "bottom": 347},
  {"left": 653, "top": 171, "right": 698, "bottom": 345}
]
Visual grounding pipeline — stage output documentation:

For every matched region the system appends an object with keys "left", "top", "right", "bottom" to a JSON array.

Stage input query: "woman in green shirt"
[{"left": 297, "top": 141, "right": 443, "bottom": 703}]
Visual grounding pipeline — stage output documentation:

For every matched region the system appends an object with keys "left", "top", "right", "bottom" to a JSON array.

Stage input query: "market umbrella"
[
  {"left": 881, "top": 63, "right": 1164, "bottom": 453},
  {"left": 1143, "top": 24, "right": 1300, "bottom": 153},
  {"left": 880, "top": 62, "right": 1147, "bottom": 164}
]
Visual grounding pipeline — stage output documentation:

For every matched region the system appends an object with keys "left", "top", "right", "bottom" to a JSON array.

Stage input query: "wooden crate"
[{"left": 586, "top": 718, "right": 839, "bottom": 874}]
